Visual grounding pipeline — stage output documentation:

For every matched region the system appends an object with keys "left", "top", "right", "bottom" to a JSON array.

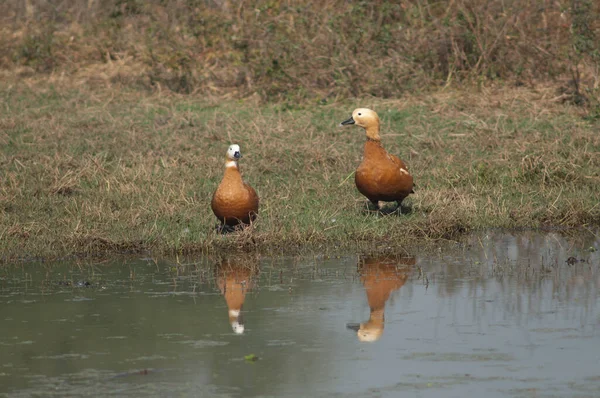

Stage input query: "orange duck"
[
  {"left": 347, "top": 256, "right": 414, "bottom": 342},
  {"left": 215, "top": 256, "right": 258, "bottom": 334},
  {"left": 211, "top": 144, "right": 259, "bottom": 231},
  {"left": 340, "top": 108, "right": 414, "bottom": 211}
]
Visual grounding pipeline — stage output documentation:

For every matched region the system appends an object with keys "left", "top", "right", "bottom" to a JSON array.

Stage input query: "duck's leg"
[
  {"left": 365, "top": 199, "right": 379, "bottom": 212},
  {"left": 391, "top": 200, "right": 412, "bottom": 215},
  {"left": 394, "top": 201, "right": 403, "bottom": 214}
]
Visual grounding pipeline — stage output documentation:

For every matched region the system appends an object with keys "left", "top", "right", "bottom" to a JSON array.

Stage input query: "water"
[{"left": 1, "top": 231, "right": 600, "bottom": 397}]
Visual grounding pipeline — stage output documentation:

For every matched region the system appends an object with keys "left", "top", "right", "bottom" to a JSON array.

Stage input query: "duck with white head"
[{"left": 211, "top": 144, "right": 259, "bottom": 232}]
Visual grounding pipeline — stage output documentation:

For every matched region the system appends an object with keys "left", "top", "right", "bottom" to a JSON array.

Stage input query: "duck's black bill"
[
  {"left": 340, "top": 116, "right": 355, "bottom": 126},
  {"left": 346, "top": 322, "right": 361, "bottom": 331},
  {"left": 234, "top": 151, "right": 241, "bottom": 159}
]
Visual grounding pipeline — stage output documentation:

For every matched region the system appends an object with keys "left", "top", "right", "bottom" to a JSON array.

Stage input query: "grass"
[
  {"left": 0, "top": 81, "right": 599, "bottom": 260},
  {"left": 1, "top": 0, "right": 599, "bottom": 106}
]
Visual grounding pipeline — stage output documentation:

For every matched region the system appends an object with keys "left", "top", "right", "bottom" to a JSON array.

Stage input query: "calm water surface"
[{"left": 1, "top": 231, "right": 600, "bottom": 397}]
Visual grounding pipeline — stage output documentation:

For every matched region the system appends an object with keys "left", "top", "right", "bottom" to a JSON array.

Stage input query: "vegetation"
[
  {"left": 1, "top": 0, "right": 599, "bottom": 105},
  {"left": 0, "top": 1, "right": 599, "bottom": 260}
]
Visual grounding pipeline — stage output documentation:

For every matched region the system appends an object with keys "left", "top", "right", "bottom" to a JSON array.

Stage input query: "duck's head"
[
  {"left": 225, "top": 144, "right": 241, "bottom": 167},
  {"left": 231, "top": 320, "right": 245, "bottom": 335},
  {"left": 231, "top": 320, "right": 245, "bottom": 334},
  {"left": 346, "top": 322, "right": 383, "bottom": 342},
  {"left": 228, "top": 309, "right": 245, "bottom": 334},
  {"left": 340, "top": 108, "right": 381, "bottom": 141}
]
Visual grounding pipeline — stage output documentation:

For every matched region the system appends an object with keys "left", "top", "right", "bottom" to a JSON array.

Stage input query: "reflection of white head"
[
  {"left": 231, "top": 321, "right": 245, "bottom": 334},
  {"left": 227, "top": 144, "right": 241, "bottom": 160}
]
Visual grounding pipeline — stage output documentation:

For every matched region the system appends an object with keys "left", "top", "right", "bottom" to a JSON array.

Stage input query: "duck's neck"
[
  {"left": 224, "top": 285, "right": 246, "bottom": 316},
  {"left": 368, "top": 307, "right": 385, "bottom": 325},
  {"left": 364, "top": 124, "right": 381, "bottom": 141},
  {"left": 225, "top": 159, "right": 238, "bottom": 169},
  {"left": 223, "top": 161, "right": 242, "bottom": 181}
]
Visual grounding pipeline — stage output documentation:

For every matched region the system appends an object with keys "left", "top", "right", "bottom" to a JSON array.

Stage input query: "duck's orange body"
[
  {"left": 211, "top": 145, "right": 259, "bottom": 228},
  {"left": 356, "top": 140, "right": 413, "bottom": 205},
  {"left": 340, "top": 108, "right": 414, "bottom": 209}
]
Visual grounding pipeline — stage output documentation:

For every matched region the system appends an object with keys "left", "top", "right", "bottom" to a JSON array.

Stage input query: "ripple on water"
[
  {"left": 32, "top": 353, "right": 90, "bottom": 360},
  {"left": 177, "top": 340, "right": 229, "bottom": 348},
  {"left": 402, "top": 352, "right": 515, "bottom": 362}
]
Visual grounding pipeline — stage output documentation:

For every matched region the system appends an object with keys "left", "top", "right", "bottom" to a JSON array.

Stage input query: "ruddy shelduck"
[
  {"left": 347, "top": 256, "right": 414, "bottom": 342},
  {"left": 340, "top": 108, "right": 414, "bottom": 211},
  {"left": 211, "top": 144, "right": 259, "bottom": 231}
]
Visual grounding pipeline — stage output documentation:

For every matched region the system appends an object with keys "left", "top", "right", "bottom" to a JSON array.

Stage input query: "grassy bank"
[{"left": 1, "top": 82, "right": 599, "bottom": 260}]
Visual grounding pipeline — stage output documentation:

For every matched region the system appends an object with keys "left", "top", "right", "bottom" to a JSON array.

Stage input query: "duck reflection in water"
[
  {"left": 215, "top": 255, "right": 259, "bottom": 335},
  {"left": 347, "top": 256, "right": 414, "bottom": 342}
]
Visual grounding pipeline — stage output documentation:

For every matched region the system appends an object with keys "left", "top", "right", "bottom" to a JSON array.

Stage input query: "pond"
[{"left": 1, "top": 231, "right": 600, "bottom": 397}]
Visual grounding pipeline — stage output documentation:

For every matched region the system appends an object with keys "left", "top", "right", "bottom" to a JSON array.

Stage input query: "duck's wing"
[
  {"left": 388, "top": 153, "right": 415, "bottom": 193},
  {"left": 388, "top": 153, "right": 409, "bottom": 172},
  {"left": 244, "top": 183, "right": 260, "bottom": 209}
]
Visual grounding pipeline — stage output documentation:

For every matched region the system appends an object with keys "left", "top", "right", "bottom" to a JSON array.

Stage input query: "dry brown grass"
[{"left": 0, "top": 0, "right": 599, "bottom": 108}]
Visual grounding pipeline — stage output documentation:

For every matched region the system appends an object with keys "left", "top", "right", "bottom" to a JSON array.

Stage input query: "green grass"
[{"left": 1, "top": 83, "right": 599, "bottom": 260}]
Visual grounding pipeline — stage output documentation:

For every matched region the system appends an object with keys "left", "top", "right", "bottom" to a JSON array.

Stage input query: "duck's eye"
[{"left": 358, "top": 113, "right": 362, "bottom": 116}]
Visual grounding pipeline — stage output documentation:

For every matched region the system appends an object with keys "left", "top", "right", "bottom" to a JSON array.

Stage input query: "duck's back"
[{"left": 355, "top": 141, "right": 413, "bottom": 203}]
